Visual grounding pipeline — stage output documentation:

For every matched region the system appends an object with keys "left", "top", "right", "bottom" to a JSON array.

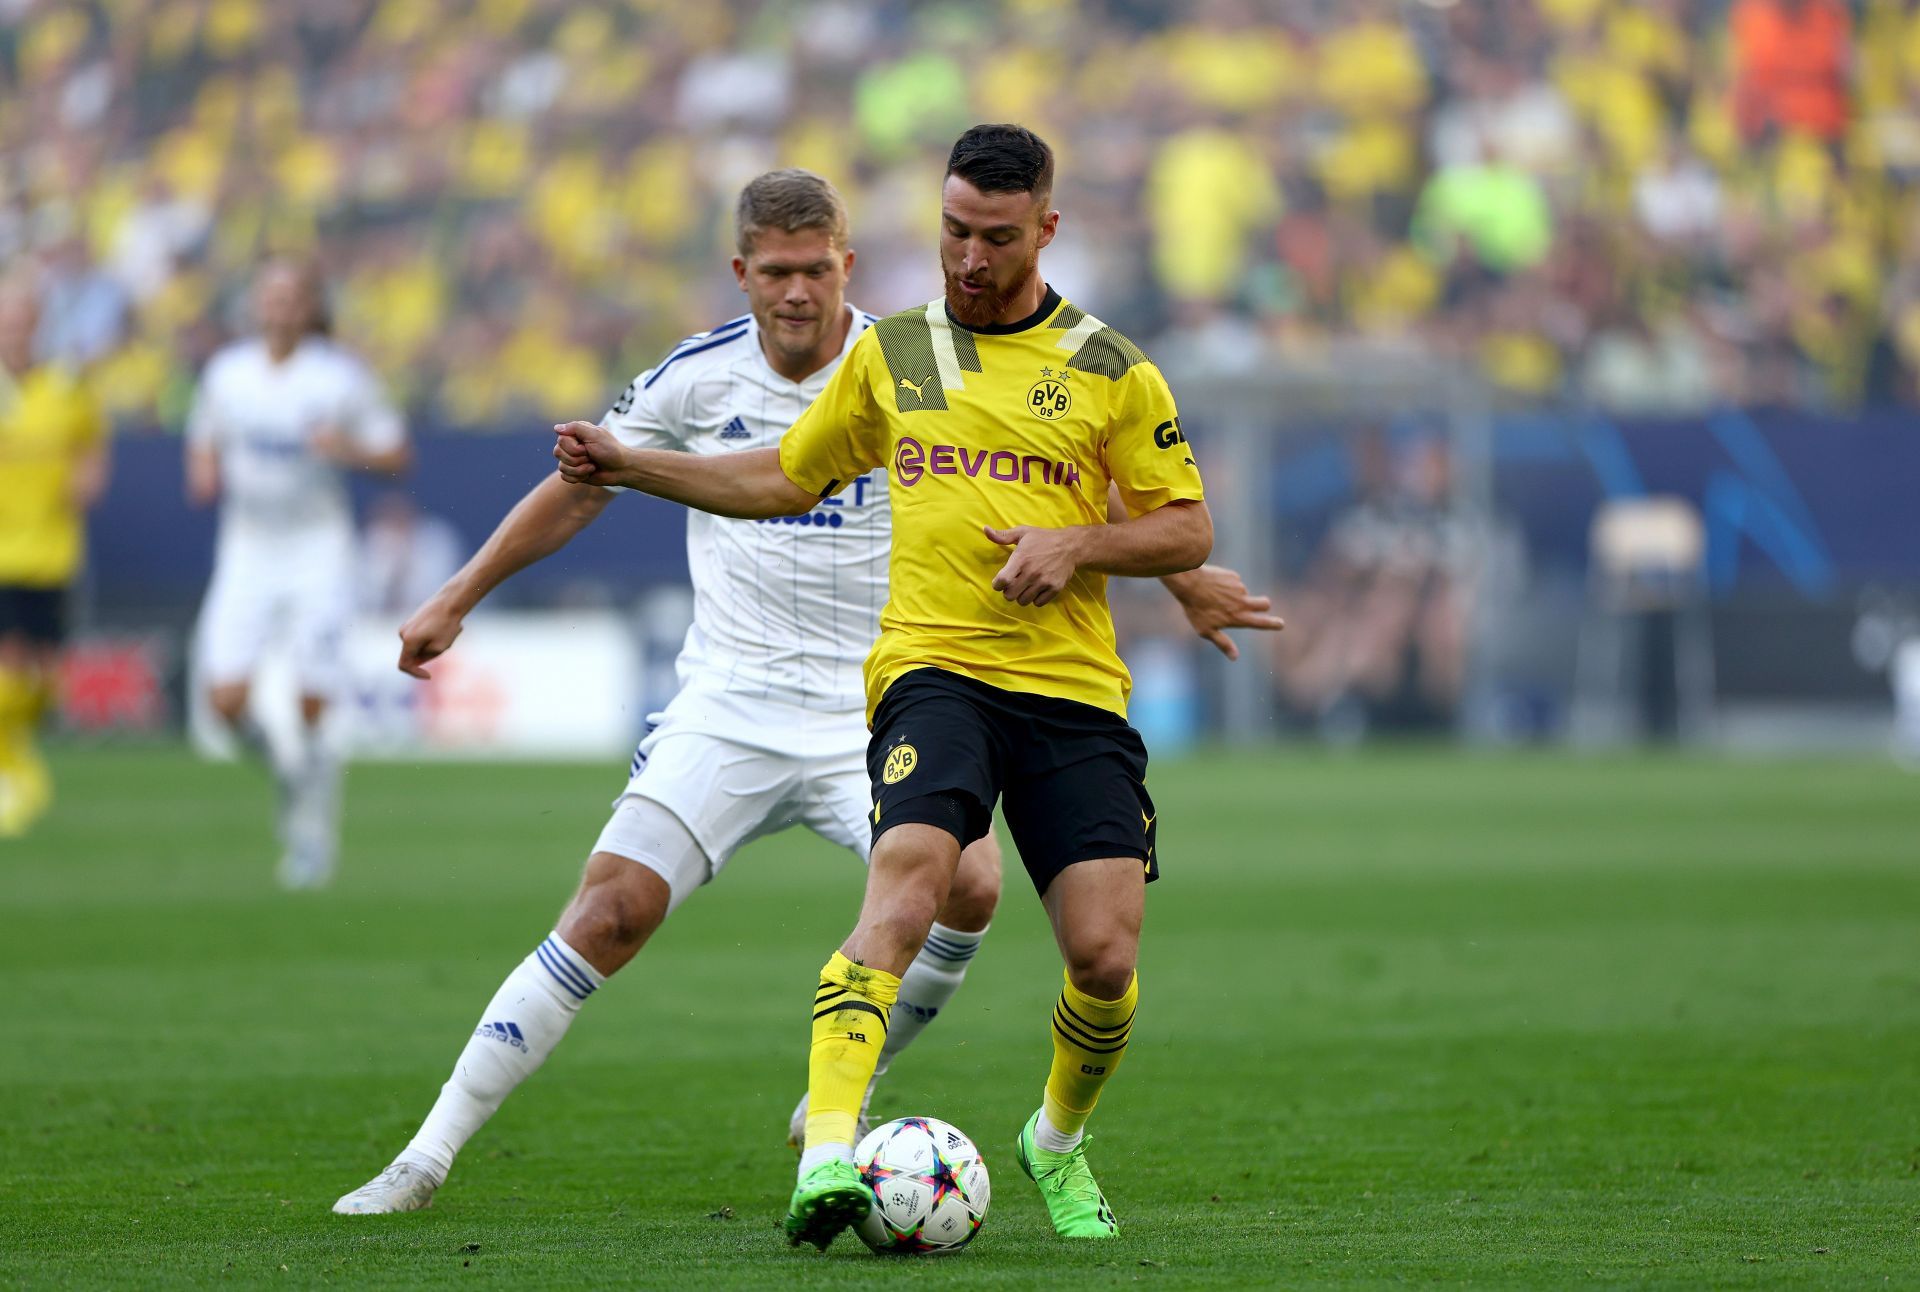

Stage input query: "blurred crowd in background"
[{"left": 4, "top": 0, "right": 1919, "bottom": 432}]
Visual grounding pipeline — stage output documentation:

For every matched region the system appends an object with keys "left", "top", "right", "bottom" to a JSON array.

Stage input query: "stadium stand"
[{"left": 0, "top": 0, "right": 1913, "bottom": 427}]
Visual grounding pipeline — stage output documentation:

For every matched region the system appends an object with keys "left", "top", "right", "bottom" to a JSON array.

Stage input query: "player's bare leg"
[
  {"left": 335, "top": 804, "right": 690, "bottom": 1215},
  {"left": 1016, "top": 857, "right": 1144, "bottom": 1238},
  {"left": 553, "top": 850, "right": 674, "bottom": 975},
  {"left": 787, "top": 832, "right": 1001, "bottom": 1148},
  {"left": 788, "top": 822, "right": 958, "bottom": 1249},
  {"left": 205, "top": 679, "right": 263, "bottom": 759}
]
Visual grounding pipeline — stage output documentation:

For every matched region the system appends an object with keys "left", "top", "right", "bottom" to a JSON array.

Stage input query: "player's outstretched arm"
[
  {"left": 397, "top": 473, "right": 613, "bottom": 678},
  {"left": 186, "top": 442, "right": 219, "bottom": 507},
  {"left": 1157, "top": 565, "right": 1286, "bottom": 661},
  {"left": 552, "top": 421, "right": 816, "bottom": 519},
  {"left": 1105, "top": 482, "right": 1282, "bottom": 659},
  {"left": 314, "top": 427, "right": 412, "bottom": 476},
  {"left": 985, "top": 499, "right": 1213, "bottom": 607}
]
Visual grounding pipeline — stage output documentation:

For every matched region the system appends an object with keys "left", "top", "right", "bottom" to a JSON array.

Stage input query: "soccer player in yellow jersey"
[
  {"left": 553, "top": 125, "right": 1215, "bottom": 1246},
  {"left": 0, "top": 279, "right": 110, "bottom": 836}
]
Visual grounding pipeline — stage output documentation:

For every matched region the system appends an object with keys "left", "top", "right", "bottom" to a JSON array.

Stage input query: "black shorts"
[
  {"left": 867, "top": 667, "right": 1159, "bottom": 895},
  {"left": 0, "top": 585, "right": 67, "bottom": 648}
]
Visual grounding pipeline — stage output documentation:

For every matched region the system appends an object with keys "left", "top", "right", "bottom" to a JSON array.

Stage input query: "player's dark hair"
[
  {"left": 735, "top": 169, "right": 850, "bottom": 257},
  {"left": 945, "top": 124, "right": 1054, "bottom": 206}
]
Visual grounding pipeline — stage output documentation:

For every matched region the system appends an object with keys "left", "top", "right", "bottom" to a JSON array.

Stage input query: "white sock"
[
  {"left": 290, "top": 739, "right": 343, "bottom": 861},
  {"left": 875, "top": 922, "right": 986, "bottom": 1080},
  {"left": 798, "top": 1142, "right": 856, "bottom": 1178},
  {"left": 1034, "top": 1107, "right": 1083, "bottom": 1154},
  {"left": 402, "top": 933, "right": 605, "bottom": 1181}
]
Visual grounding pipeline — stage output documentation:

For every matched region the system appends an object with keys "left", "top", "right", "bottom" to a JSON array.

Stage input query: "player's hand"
[
  {"left": 553, "top": 421, "right": 626, "bottom": 486},
  {"left": 186, "top": 449, "right": 219, "bottom": 508},
  {"left": 397, "top": 597, "right": 464, "bottom": 679},
  {"left": 310, "top": 425, "right": 354, "bottom": 465},
  {"left": 984, "top": 524, "right": 1084, "bottom": 607},
  {"left": 1162, "top": 564, "right": 1285, "bottom": 660}
]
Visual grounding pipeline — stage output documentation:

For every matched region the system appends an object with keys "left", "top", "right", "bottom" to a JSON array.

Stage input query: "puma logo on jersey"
[{"left": 898, "top": 376, "right": 931, "bottom": 401}]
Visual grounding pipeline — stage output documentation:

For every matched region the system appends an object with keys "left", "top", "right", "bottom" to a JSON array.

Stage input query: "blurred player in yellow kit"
[{"left": 0, "top": 277, "right": 110, "bottom": 836}]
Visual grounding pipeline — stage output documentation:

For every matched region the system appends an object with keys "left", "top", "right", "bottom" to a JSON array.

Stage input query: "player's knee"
[
  {"left": 591, "top": 870, "right": 668, "bottom": 948},
  {"left": 1063, "top": 940, "right": 1137, "bottom": 1002},
  {"left": 877, "top": 894, "right": 941, "bottom": 946},
  {"left": 860, "top": 894, "right": 942, "bottom": 966},
  {"left": 207, "top": 683, "right": 250, "bottom": 727},
  {"left": 560, "top": 857, "right": 670, "bottom": 966},
  {"left": 939, "top": 837, "right": 1002, "bottom": 931}
]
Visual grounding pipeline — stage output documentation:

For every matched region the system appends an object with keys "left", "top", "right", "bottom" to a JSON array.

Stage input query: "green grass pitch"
[{"left": 3, "top": 746, "right": 1916, "bottom": 1288}]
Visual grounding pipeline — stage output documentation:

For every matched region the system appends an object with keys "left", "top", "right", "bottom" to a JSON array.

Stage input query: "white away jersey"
[
  {"left": 188, "top": 337, "right": 405, "bottom": 533},
  {"left": 604, "top": 304, "right": 888, "bottom": 712}
]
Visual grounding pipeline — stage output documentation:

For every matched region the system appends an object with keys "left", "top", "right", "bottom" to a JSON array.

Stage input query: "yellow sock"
[
  {"left": 804, "top": 950, "right": 900, "bottom": 1152},
  {"left": 20, "top": 672, "right": 51, "bottom": 815},
  {"left": 1042, "top": 969, "right": 1138, "bottom": 1137},
  {"left": 0, "top": 668, "right": 43, "bottom": 835},
  {"left": 0, "top": 667, "right": 28, "bottom": 729}
]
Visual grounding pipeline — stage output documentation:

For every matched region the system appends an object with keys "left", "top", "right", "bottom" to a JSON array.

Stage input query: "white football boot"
[
  {"left": 332, "top": 1159, "right": 440, "bottom": 1214},
  {"left": 275, "top": 842, "right": 334, "bottom": 891}
]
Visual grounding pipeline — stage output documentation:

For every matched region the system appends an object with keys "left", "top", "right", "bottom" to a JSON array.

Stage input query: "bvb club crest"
[
  {"left": 1027, "top": 378, "right": 1071, "bottom": 421},
  {"left": 882, "top": 743, "right": 918, "bottom": 784}
]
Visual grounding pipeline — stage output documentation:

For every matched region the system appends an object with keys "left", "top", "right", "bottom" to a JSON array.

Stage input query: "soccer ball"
[{"left": 852, "top": 1116, "right": 990, "bottom": 1254}]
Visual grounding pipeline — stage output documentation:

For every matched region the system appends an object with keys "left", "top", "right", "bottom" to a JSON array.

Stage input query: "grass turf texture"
[{"left": 2, "top": 747, "right": 1916, "bottom": 1289}]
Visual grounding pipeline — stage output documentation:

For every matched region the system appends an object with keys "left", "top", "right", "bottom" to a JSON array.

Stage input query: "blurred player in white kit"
[
  {"left": 331, "top": 171, "right": 1278, "bottom": 1214},
  {"left": 186, "top": 259, "right": 410, "bottom": 889}
]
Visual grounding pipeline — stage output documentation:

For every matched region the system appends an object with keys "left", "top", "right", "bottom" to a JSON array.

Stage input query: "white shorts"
[
  {"left": 195, "top": 523, "right": 355, "bottom": 696},
  {"left": 590, "top": 681, "right": 873, "bottom": 904}
]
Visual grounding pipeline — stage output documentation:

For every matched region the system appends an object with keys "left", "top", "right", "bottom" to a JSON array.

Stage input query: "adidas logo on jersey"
[
  {"left": 474, "top": 1020, "right": 528, "bottom": 1052},
  {"left": 718, "top": 415, "right": 751, "bottom": 440}
]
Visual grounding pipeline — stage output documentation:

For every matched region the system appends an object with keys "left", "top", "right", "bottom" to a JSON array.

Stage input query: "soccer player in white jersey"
[
  {"left": 332, "top": 171, "right": 1279, "bottom": 1215},
  {"left": 187, "top": 259, "right": 410, "bottom": 890}
]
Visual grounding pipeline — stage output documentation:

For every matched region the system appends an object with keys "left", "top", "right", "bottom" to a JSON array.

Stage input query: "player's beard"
[
  {"left": 766, "top": 323, "right": 818, "bottom": 368},
  {"left": 943, "top": 238, "right": 1041, "bottom": 329}
]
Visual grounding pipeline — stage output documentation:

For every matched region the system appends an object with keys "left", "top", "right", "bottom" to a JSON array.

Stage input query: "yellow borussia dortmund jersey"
[
  {"left": 778, "top": 288, "right": 1205, "bottom": 719},
  {"left": 0, "top": 364, "right": 108, "bottom": 587}
]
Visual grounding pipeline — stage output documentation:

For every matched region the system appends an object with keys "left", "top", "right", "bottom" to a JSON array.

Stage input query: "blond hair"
[{"left": 735, "top": 169, "right": 849, "bottom": 257}]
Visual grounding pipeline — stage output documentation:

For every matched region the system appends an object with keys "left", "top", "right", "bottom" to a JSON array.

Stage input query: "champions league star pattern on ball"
[{"left": 852, "top": 1116, "right": 991, "bottom": 1255}]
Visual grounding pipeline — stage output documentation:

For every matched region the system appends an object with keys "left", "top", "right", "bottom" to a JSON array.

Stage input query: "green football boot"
[
  {"left": 1016, "top": 1110, "right": 1119, "bottom": 1238},
  {"left": 782, "top": 1158, "right": 869, "bottom": 1250}
]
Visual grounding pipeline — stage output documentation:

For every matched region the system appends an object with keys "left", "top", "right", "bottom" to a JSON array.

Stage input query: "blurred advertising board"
[
  {"left": 190, "top": 610, "right": 644, "bottom": 762},
  {"left": 56, "top": 634, "right": 172, "bottom": 734}
]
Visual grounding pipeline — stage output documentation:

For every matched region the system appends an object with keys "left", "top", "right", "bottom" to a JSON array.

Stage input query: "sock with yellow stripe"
[
  {"left": 0, "top": 666, "right": 50, "bottom": 835},
  {"left": 0, "top": 665, "right": 28, "bottom": 736},
  {"left": 1038, "top": 969, "right": 1138, "bottom": 1153},
  {"left": 800, "top": 950, "right": 899, "bottom": 1174}
]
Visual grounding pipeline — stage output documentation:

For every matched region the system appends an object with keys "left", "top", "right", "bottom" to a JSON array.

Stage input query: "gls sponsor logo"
[
  {"left": 892, "top": 437, "right": 1083, "bottom": 489},
  {"left": 1153, "top": 417, "right": 1197, "bottom": 466}
]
